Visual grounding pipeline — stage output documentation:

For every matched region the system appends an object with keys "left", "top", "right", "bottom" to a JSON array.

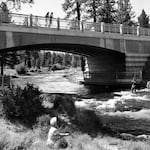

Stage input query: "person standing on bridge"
[
  {"left": 45, "top": 12, "right": 49, "bottom": 27},
  {"left": 49, "top": 12, "right": 53, "bottom": 27}
]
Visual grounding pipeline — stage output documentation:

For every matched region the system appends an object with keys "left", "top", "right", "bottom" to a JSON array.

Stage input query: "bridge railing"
[
  {"left": 1, "top": 12, "right": 150, "bottom": 37},
  {"left": 123, "top": 26, "right": 137, "bottom": 35},
  {"left": 84, "top": 71, "right": 116, "bottom": 80},
  {"left": 8, "top": 13, "right": 59, "bottom": 28},
  {"left": 139, "top": 27, "right": 150, "bottom": 36},
  {"left": 116, "top": 71, "right": 143, "bottom": 82},
  {"left": 83, "top": 21, "right": 101, "bottom": 32},
  {"left": 103, "top": 23, "right": 120, "bottom": 33}
]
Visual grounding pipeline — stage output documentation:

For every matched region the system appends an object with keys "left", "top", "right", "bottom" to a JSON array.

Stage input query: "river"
[
  {"left": 13, "top": 69, "right": 87, "bottom": 94},
  {"left": 12, "top": 69, "right": 150, "bottom": 136}
]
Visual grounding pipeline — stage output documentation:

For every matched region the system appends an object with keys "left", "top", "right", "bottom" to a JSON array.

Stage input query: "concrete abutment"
[{"left": 84, "top": 52, "right": 125, "bottom": 86}]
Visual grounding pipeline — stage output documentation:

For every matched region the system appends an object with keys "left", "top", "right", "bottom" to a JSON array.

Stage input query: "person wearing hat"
[{"left": 46, "top": 117, "right": 69, "bottom": 148}]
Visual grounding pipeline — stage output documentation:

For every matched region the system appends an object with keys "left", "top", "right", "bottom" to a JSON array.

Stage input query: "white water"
[{"left": 13, "top": 69, "right": 150, "bottom": 135}]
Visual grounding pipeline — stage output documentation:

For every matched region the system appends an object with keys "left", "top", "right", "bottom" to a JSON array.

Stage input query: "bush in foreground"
[
  {"left": 16, "top": 63, "right": 27, "bottom": 75},
  {"left": 73, "top": 109, "right": 103, "bottom": 135},
  {"left": 0, "top": 83, "right": 44, "bottom": 126},
  {"left": 49, "top": 94, "right": 76, "bottom": 117},
  {"left": 35, "top": 114, "right": 52, "bottom": 139}
]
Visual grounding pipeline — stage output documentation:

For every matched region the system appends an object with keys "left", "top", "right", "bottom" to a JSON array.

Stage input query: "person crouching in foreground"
[{"left": 46, "top": 117, "right": 69, "bottom": 149}]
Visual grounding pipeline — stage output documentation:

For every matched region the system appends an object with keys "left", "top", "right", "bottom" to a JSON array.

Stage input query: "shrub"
[
  {"left": 36, "top": 115, "right": 51, "bottom": 139},
  {"left": 0, "top": 83, "right": 44, "bottom": 126},
  {"left": 16, "top": 63, "right": 27, "bottom": 75},
  {"left": 73, "top": 109, "right": 103, "bottom": 135},
  {"left": 49, "top": 63, "right": 65, "bottom": 71},
  {"left": 51, "top": 94, "right": 76, "bottom": 117},
  {"left": 36, "top": 114, "right": 51, "bottom": 128}
]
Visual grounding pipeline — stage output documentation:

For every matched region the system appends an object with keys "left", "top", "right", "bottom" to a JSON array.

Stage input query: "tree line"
[
  {"left": 62, "top": 0, "right": 150, "bottom": 28},
  {"left": 0, "top": 0, "right": 150, "bottom": 27},
  {"left": 23, "top": 50, "right": 81, "bottom": 69},
  {"left": 0, "top": 49, "right": 82, "bottom": 74}
]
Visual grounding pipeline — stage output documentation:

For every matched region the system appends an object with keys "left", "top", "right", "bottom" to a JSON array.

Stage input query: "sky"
[{"left": 9, "top": 0, "right": 150, "bottom": 20}]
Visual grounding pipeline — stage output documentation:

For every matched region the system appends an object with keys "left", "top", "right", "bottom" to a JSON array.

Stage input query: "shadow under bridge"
[{"left": 0, "top": 43, "right": 125, "bottom": 87}]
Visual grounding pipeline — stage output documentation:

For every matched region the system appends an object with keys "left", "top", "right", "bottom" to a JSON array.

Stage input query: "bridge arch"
[
  {"left": 0, "top": 43, "right": 125, "bottom": 86},
  {"left": 0, "top": 43, "right": 123, "bottom": 56}
]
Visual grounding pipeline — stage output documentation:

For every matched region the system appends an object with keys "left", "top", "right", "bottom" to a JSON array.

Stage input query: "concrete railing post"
[
  {"left": 101, "top": 22, "right": 104, "bottom": 33},
  {"left": 57, "top": 17, "right": 60, "bottom": 30},
  {"left": 137, "top": 26, "right": 140, "bottom": 36},
  {"left": 120, "top": 24, "right": 123, "bottom": 34},
  {"left": 30, "top": 14, "right": 33, "bottom": 27}
]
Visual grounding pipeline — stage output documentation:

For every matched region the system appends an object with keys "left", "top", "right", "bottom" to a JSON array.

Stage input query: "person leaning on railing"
[
  {"left": 45, "top": 12, "right": 49, "bottom": 27},
  {"left": 49, "top": 12, "right": 53, "bottom": 27}
]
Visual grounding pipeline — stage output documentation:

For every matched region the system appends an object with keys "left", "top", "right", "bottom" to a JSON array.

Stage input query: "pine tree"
[
  {"left": 4, "top": 0, "right": 33, "bottom": 10},
  {"left": 0, "top": 2, "right": 11, "bottom": 23},
  {"left": 115, "top": 0, "right": 135, "bottom": 25},
  {"left": 138, "top": 9, "right": 149, "bottom": 28},
  {"left": 62, "top": 0, "right": 84, "bottom": 21},
  {"left": 97, "top": 0, "right": 116, "bottom": 23},
  {"left": 0, "top": 51, "right": 20, "bottom": 74},
  {"left": 83, "top": 0, "right": 102, "bottom": 22}
]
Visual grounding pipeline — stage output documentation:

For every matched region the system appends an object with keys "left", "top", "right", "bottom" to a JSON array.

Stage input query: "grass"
[
  {"left": 0, "top": 92, "right": 149, "bottom": 150},
  {"left": 0, "top": 121, "right": 35, "bottom": 150},
  {"left": 0, "top": 118, "right": 149, "bottom": 150}
]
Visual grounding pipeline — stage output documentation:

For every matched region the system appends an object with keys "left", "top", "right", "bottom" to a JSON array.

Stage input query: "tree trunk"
[
  {"left": 81, "top": 56, "right": 85, "bottom": 72},
  {"left": 93, "top": 0, "right": 97, "bottom": 23},
  {"left": 76, "top": 1, "right": 81, "bottom": 21},
  {"left": 71, "top": 55, "right": 75, "bottom": 67},
  {"left": 1, "top": 53, "right": 4, "bottom": 75}
]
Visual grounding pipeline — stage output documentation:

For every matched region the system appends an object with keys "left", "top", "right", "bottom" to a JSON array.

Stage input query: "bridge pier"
[{"left": 84, "top": 52, "right": 125, "bottom": 86}]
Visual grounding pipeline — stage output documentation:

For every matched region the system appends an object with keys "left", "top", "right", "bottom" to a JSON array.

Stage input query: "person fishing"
[{"left": 131, "top": 76, "right": 137, "bottom": 93}]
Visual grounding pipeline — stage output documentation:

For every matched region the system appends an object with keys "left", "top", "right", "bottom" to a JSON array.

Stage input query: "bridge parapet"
[
  {"left": 84, "top": 71, "right": 143, "bottom": 85},
  {"left": 1, "top": 13, "right": 150, "bottom": 37},
  {"left": 116, "top": 71, "right": 143, "bottom": 83}
]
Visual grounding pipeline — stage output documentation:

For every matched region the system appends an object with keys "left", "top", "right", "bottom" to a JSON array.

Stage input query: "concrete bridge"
[{"left": 0, "top": 13, "right": 150, "bottom": 87}]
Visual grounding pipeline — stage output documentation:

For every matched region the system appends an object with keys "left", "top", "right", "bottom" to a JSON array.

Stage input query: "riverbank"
[
  {"left": 0, "top": 118, "right": 149, "bottom": 150},
  {"left": 2, "top": 68, "right": 150, "bottom": 149},
  {"left": 0, "top": 91, "right": 150, "bottom": 150}
]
